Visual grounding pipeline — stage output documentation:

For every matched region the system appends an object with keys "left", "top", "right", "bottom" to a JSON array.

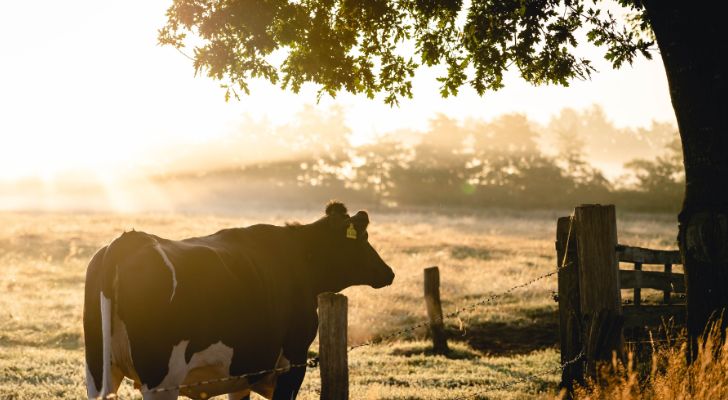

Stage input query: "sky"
[{"left": 0, "top": 0, "right": 677, "bottom": 182}]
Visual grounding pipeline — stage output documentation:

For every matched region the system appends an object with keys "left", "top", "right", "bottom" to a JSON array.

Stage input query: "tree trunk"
[{"left": 642, "top": 0, "right": 728, "bottom": 360}]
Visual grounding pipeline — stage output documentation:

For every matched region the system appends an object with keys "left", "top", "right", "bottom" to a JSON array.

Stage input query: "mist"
[{"left": 0, "top": 104, "right": 681, "bottom": 214}]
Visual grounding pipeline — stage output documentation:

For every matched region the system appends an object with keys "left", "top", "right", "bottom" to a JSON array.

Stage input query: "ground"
[{"left": 0, "top": 207, "right": 679, "bottom": 399}]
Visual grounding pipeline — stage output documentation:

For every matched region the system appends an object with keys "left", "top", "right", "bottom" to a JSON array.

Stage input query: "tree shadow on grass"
[
  {"left": 446, "top": 307, "right": 560, "bottom": 356},
  {"left": 389, "top": 343, "right": 481, "bottom": 360}
]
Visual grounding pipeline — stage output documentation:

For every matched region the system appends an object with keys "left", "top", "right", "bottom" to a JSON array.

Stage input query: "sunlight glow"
[{"left": 0, "top": 0, "right": 676, "bottom": 188}]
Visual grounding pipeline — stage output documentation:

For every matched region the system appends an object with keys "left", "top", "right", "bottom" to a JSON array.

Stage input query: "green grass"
[{"left": 0, "top": 208, "right": 679, "bottom": 399}]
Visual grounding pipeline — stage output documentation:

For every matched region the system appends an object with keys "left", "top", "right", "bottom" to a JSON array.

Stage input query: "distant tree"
[
  {"left": 468, "top": 114, "right": 541, "bottom": 186},
  {"left": 278, "top": 104, "right": 350, "bottom": 162},
  {"left": 553, "top": 110, "right": 587, "bottom": 166},
  {"left": 625, "top": 137, "right": 684, "bottom": 195},
  {"left": 415, "top": 114, "right": 470, "bottom": 168},
  {"left": 160, "top": 0, "right": 728, "bottom": 356},
  {"left": 348, "top": 138, "right": 414, "bottom": 205},
  {"left": 547, "top": 105, "right": 677, "bottom": 170},
  {"left": 549, "top": 109, "right": 611, "bottom": 191}
]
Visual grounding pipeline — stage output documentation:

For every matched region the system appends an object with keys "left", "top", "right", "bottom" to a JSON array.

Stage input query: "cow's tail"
[
  {"left": 83, "top": 246, "right": 107, "bottom": 399},
  {"left": 84, "top": 231, "right": 156, "bottom": 399}
]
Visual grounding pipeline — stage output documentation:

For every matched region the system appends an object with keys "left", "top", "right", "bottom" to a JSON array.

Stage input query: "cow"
[{"left": 83, "top": 201, "right": 394, "bottom": 400}]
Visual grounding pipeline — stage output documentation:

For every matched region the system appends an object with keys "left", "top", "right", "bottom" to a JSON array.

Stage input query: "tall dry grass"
[{"left": 573, "top": 326, "right": 728, "bottom": 399}]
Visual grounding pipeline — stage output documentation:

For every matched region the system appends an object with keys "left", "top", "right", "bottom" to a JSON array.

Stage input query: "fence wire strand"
[
  {"left": 119, "top": 263, "right": 564, "bottom": 397},
  {"left": 136, "top": 357, "right": 319, "bottom": 395},
  {"left": 347, "top": 268, "right": 560, "bottom": 352},
  {"left": 349, "top": 216, "right": 577, "bottom": 352}
]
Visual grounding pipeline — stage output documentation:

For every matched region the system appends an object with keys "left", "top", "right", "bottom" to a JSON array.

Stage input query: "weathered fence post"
[
  {"left": 632, "top": 261, "right": 644, "bottom": 358},
  {"left": 633, "top": 262, "right": 643, "bottom": 307},
  {"left": 424, "top": 266, "right": 449, "bottom": 354},
  {"left": 663, "top": 263, "right": 672, "bottom": 305},
  {"left": 556, "top": 216, "right": 584, "bottom": 389},
  {"left": 574, "top": 204, "right": 624, "bottom": 377},
  {"left": 318, "top": 292, "right": 348, "bottom": 400}
]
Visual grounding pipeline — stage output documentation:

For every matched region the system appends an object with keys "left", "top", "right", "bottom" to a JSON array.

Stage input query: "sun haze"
[{"left": 0, "top": 0, "right": 676, "bottom": 211}]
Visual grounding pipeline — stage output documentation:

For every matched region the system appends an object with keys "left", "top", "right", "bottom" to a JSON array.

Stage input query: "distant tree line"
[{"left": 161, "top": 106, "right": 683, "bottom": 212}]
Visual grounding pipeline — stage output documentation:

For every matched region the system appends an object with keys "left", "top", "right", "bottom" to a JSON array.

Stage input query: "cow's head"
[{"left": 313, "top": 201, "right": 395, "bottom": 292}]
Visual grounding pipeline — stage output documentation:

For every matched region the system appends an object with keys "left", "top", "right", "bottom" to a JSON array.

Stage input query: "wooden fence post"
[
  {"left": 574, "top": 204, "right": 624, "bottom": 377},
  {"left": 424, "top": 266, "right": 449, "bottom": 354},
  {"left": 663, "top": 263, "right": 672, "bottom": 305},
  {"left": 556, "top": 216, "right": 584, "bottom": 389},
  {"left": 318, "top": 292, "right": 348, "bottom": 400}
]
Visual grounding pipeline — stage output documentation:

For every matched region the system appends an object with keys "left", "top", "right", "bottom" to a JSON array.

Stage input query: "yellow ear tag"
[{"left": 346, "top": 223, "right": 357, "bottom": 239}]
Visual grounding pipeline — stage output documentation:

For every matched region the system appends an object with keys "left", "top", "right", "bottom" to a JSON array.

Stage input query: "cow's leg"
[
  {"left": 228, "top": 390, "right": 251, "bottom": 400},
  {"left": 271, "top": 363, "right": 306, "bottom": 400},
  {"left": 109, "top": 366, "right": 124, "bottom": 396},
  {"left": 273, "top": 305, "right": 317, "bottom": 400},
  {"left": 89, "top": 364, "right": 123, "bottom": 399}
]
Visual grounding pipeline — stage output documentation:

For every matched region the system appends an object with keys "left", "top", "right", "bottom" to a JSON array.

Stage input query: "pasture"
[{"left": 0, "top": 208, "right": 679, "bottom": 399}]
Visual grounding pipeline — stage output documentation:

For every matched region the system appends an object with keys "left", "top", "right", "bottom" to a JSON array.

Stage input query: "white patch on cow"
[
  {"left": 185, "top": 342, "right": 233, "bottom": 383},
  {"left": 186, "top": 341, "right": 234, "bottom": 373},
  {"left": 85, "top": 364, "right": 100, "bottom": 399},
  {"left": 153, "top": 243, "right": 178, "bottom": 302},
  {"left": 130, "top": 340, "right": 290, "bottom": 399},
  {"left": 142, "top": 340, "right": 236, "bottom": 397},
  {"left": 100, "top": 293, "right": 113, "bottom": 398},
  {"left": 143, "top": 340, "right": 191, "bottom": 394}
]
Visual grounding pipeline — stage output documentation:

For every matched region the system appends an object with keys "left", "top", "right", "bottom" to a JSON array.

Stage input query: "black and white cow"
[{"left": 83, "top": 202, "right": 394, "bottom": 399}]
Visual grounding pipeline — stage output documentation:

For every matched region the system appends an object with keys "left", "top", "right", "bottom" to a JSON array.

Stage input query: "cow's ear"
[{"left": 350, "top": 211, "right": 369, "bottom": 231}]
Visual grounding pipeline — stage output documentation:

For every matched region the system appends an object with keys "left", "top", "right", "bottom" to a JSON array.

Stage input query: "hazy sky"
[{"left": 0, "top": 0, "right": 676, "bottom": 181}]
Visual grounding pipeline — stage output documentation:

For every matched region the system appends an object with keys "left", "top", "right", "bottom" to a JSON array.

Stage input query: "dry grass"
[
  {"left": 572, "top": 326, "right": 728, "bottom": 400},
  {"left": 0, "top": 208, "right": 679, "bottom": 399}
]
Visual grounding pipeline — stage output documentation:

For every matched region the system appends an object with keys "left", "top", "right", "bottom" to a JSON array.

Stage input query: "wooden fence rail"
[
  {"left": 618, "top": 269, "right": 685, "bottom": 293},
  {"left": 615, "top": 245, "right": 681, "bottom": 264},
  {"left": 617, "top": 243, "right": 685, "bottom": 330}
]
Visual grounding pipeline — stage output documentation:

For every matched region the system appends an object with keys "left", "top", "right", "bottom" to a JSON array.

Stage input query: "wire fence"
[
  {"left": 347, "top": 269, "right": 560, "bottom": 353},
  {"left": 141, "top": 364, "right": 304, "bottom": 395},
  {"left": 117, "top": 219, "right": 583, "bottom": 398},
  {"left": 129, "top": 264, "right": 565, "bottom": 397}
]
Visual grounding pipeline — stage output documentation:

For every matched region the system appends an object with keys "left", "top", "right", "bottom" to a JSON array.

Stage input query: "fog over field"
[{"left": 0, "top": 105, "right": 681, "bottom": 215}]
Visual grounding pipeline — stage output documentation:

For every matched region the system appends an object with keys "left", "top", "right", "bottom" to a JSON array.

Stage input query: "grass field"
[{"left": 0, "top": 207, "right": 680, "bottom": 399}]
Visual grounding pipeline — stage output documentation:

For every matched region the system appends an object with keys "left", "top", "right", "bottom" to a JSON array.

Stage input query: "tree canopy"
[{"left": 159, "top": 0, "right": 654, "bottom": 104}]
